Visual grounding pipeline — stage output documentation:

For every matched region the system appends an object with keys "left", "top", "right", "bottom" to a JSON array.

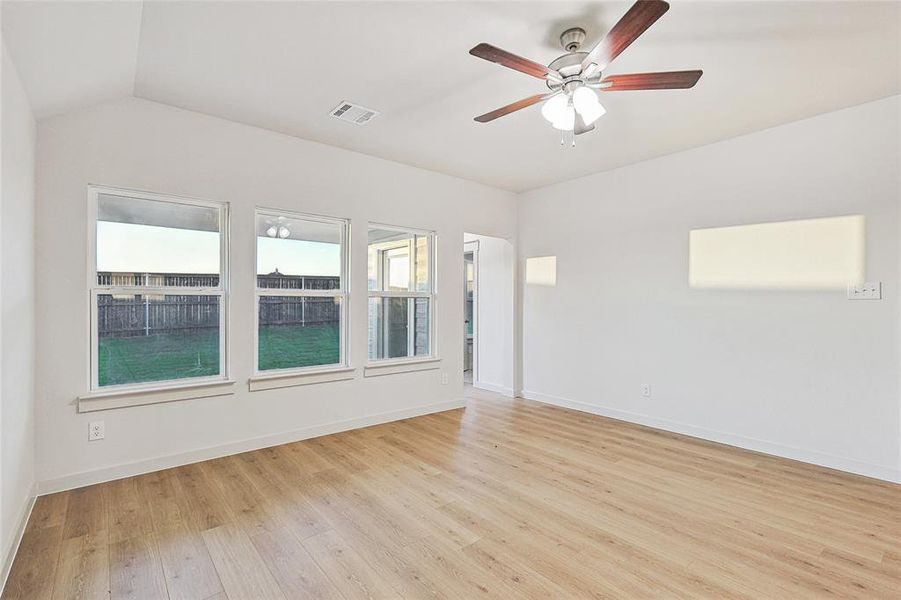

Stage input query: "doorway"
[
  {"left": 463, "top": 242, "right": 478, "bottom": 385},
  {"left": 462, "top": 233, "right": 514, "bottom": 395}
]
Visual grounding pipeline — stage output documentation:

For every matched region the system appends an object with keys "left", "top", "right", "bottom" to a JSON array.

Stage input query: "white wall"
[
  {"left": 25, "top": 81, "right": 901, "bottom": 493},
  {"left": 518, "top": 96, "right": 901, "bottom": 482},
  {"left": 35, "top": 97, "right": 516, "bottom": 491},
  {"left": 464, "top": 233, "right": 514, "bottom": 395},
  {"left": 0, "top": 41, "right": 37, "bottom": 577}
]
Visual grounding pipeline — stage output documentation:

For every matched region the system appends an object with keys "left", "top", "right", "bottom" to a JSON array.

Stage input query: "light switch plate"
[{"left": 847, "top": 282, "right": 882, "bottom": 300}]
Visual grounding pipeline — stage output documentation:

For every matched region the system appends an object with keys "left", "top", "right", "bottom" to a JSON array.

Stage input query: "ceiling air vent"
[{"left": 330, "top": 101, "right": 379, "bottom": 126}]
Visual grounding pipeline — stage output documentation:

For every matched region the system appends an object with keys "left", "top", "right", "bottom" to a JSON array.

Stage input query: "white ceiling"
[
  {"left": 1, "top": 1, "right": 142, "bottom": 119},
  {"left": 3, "top": 1, "right": 899, "bottom": 192}
]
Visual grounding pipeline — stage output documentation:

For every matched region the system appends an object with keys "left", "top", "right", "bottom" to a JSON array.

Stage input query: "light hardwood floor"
[{"left": 4, "top": 388, "right": 900, "bottom": 599}]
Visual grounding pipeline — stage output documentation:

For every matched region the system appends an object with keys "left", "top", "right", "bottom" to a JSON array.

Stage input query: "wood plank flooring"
[{"left": 4, "top": 388, "right": 900, "bottom": 599}]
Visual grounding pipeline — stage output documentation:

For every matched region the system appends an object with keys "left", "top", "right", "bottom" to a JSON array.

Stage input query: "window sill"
[
  {"left": 78, "top": 379, "right": 236, "bottom": 413},
  {"left": 248, "top": 367, "right": 356, "bottom": 392},
  {"left": 364, "top": 357, "right": 441, "bottom": 378}
]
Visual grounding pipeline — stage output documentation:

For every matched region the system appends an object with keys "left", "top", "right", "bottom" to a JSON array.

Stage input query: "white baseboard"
[
  {"left": 38, "top": 399, "right": 466, "bottom": 495},
  {"left": 1, "top": 482, "right": 36, "bottom": 592},
  {"left": 521, "top": 389, "right": 901, "bottom": 484},
  {"left": 473, "top": 381, "right": 514, "bottom": 397}
]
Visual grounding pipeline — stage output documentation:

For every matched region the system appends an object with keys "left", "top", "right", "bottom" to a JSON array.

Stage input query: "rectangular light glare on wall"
[
  {"left": 689, "top": 215, "right": 865, "bottom": 290},
  {"left": 526, "top": 256, "right": 557, "bottom": 286}
]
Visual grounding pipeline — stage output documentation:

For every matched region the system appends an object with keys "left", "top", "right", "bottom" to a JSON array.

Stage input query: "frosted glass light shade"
[
  {"left": 552, "top": 105, "right": 576, "bottom": 131},
  {"left": 572, "top": 86, "right": 606, "bottom": 125},
  {"left": 541, "top": 94, "right": 569, "bottom": 123}
]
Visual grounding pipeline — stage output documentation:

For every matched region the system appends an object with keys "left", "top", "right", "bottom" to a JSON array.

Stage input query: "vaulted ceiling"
[{"left": 3, "top": 1, "right": 899, "bottom": 191}]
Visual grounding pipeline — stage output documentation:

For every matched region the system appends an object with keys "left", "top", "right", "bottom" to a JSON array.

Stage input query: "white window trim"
[
  {"left": 364, "top": 357, "right": 441, "bottom": 378},
  {"left": 253, "top": 208, "right": 351, "bottom": 382},
  {"left": 248, "top": 366, "right": 356, "bottom": 392},
  {"left": 86, "top": 185, "right": 231, "bottom": 400},
  {"left": 78, "top": 379, "right": 237, "bottom": 413},
  {"left": 367, "top": 223, "right": 437, "bottom": 365}
]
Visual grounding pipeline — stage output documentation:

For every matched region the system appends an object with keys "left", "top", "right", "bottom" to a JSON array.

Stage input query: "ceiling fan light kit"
[
  {"left": 469, "top": 0, "right": 703, "bottom": 145},
  {"left": 265, "top": 216, "right": 291, "bottom": 239}
]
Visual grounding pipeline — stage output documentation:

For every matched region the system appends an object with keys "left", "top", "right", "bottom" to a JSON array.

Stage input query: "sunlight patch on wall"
[
  {"left": 689, "top": 215, "right": 865, "bottom": 290},
  {"left": 526, "top": 256, "right": 557, "bottom": 286}
]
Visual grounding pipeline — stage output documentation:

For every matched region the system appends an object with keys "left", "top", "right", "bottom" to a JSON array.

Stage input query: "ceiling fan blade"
[
  {"left": 470, "top": 43, "right": 561, "bottom": 82},
  {"left": 598, "top": 70, "right": 703, "bottom": 91},
  {"left": 580, "top": 0, "right": 670, "bottom": 74},
  {"left": 474, "top": 92, "right": 557, "bottom": 123}
]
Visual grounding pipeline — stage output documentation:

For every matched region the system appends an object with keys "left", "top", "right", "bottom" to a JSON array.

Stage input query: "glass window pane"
[
  {"left": 258, "top": 296, "right": 341, "bottom": 370},
  {"left": 257, "top": 213, "right": 342, "bottom": 290},
  {"left": 386, "top": 247, "right": 410, "bottom": 291},
  {"left": 367, "top": 297, "right": 430, "bottom": 360},
  {"left": 368, "top": 227, "right": 430, "bottom": 292},
  {"left": 96, "top": 293, "right": 220, "bottom": 387},
  {"left": 97, "top": 194, "right": 220, "bottom": 286},
  {"left": 413, "top": 297, "right": 430, "bottom": 356},
  {"left": 414, "top": 235, "right": 430, "bottom": 292}
]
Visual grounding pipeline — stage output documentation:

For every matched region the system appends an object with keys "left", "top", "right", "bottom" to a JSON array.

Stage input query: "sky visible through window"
[
  {"left": 97, "top": 221, "right": 340, "bottom": 276},
  {"left": 257, "top": 236, "right": 340, "bottom": 276}
]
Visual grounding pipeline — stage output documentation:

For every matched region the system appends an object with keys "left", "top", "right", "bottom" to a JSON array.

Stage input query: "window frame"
[
  {"left": 87, "top": 185, "right": 230, "bottom": 393},
  {"left": 253, "top": 208, "right": 351, "bottom": 377},
  {"left": 367, "top": 223, "right": 437, "bottom": 365}
]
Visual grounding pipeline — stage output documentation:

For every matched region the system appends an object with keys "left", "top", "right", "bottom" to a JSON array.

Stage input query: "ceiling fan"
[{"left": 469, "top": 0, "right": 702, "bottom": 142}]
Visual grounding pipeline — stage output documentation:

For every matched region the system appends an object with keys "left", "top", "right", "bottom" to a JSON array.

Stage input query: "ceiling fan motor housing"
[
  {"left": 547, "top": 28, "right": 598, "bottom": 90},
  {"left": 546, "top": 51, "right": 592, "bottom": 91},
  {"left": 559, "top": 27, "right": 586, "bottom": 52}
]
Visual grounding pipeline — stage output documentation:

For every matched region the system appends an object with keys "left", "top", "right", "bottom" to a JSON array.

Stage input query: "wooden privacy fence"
[
  {"left": 257, "top": 272, "right": 339, "bottom": 290},
  {"left": 97, "top": 294, "right": 220, "bottom": 337},
  {"left": 97, "top": 272, "right": 340, "bottom": 337},
  {"left": 258, "top": 296, "right": 339, "bottom": 327},
  {"left": 97, "top": 273, "right": 221, "bottom": 287}
]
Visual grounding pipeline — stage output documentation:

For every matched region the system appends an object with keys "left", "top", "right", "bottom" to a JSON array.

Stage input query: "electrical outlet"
[
  {"left": 440, "top": 372, "right": 449, "bottom": 385},
  {"left": 88, "top": 421, "right": 104, "bottom": 441},
  {"left": 847, "top": 282, "right": 882, "bottom": 300},
  {"left": 640, "top": 384, "right": 651, "bottom": 398}
]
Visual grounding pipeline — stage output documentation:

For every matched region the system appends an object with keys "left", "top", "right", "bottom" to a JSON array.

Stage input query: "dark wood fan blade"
[
  {"left": 599, "top": 70, "right": 702, "bottom": 91},
  {"left": 474, "top": 93, "right": 555, "bottom": 123},
  {"left": 580, "top": 0, "right": 670, "bottom": 73},
  {"left": 470, "top": 43, "right": 560, "bottom": 81}
]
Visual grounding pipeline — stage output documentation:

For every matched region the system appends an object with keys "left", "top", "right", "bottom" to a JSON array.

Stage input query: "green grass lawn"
[
  {"left": 98, "top": 323, "right": 339, "bottom": 386},
  {"left": 257, "top": 322, "right": 340, "bottom": 371}
]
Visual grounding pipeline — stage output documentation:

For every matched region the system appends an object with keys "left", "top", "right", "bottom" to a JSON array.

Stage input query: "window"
[
  {"left": 368, "top": 225, "right": 435, "bottom": 361},
  {"left": 89, "top": 187, "right": 228, "bottom": 390},
  {"left": 255, "top": 210, "right": 348, "bottom": 373}
]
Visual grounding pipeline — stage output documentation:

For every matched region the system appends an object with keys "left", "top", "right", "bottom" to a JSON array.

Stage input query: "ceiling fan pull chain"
[{"left": 560, "top": 130, "right": 564, "bottom": 146}]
